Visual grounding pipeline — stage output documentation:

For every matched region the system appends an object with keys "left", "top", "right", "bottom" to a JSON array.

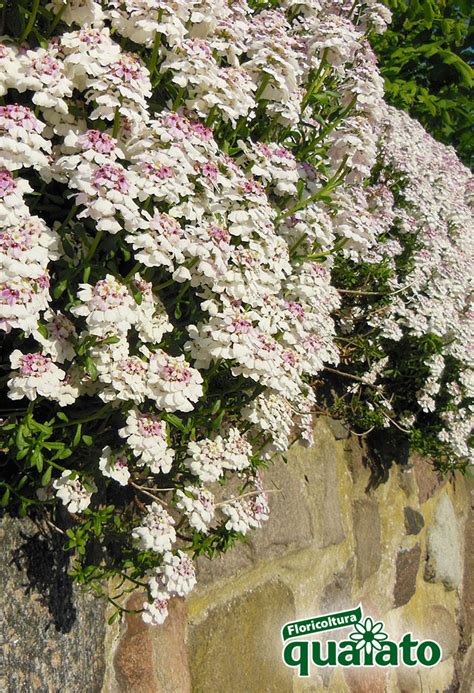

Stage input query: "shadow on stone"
[
  {"left": 365, "top": 427, "right": 410, "bottom": 490},
  {"left": 11, "top": 523, "right": 76, "bottom": 634}
]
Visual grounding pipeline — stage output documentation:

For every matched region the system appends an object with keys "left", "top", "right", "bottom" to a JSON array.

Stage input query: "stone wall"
[
  {"left": 0, "top": 514, "right": 106, "bottom": 692},
  {"left": 1, "top": 418, "right": 472, "bottom": 691}
]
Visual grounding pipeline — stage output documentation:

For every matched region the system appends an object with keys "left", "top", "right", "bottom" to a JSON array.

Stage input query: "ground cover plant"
[{"left": 0, "top": 0, "right": 472, "bottom": 624}]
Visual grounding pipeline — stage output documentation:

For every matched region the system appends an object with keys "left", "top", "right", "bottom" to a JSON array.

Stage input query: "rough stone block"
[
  {"left": 403, "top": 506, "right": 424, "bottom": 535},
  {"left": 425, "top": 493, "right": 462, "bottom": 591},
  {"left": 249, "top": 455, "right": 313, "bottom": 558},
  {"left": 412, "top": 454, "right": 445, "bottom": 504},
  {"left": 426, "top": 605, "right": 460, "bottom": 661},
  {"left": 0, "top": 515, "right": 106, "bottom": 693},
  {"left": 188, "top": 580, "right": 295, "bottom": 692},
  {"left": 393, "top": 544, "right": 421, "bottom": 608},
  {"left": 343, "top": 666, "right": 386, "bottom": 693},
  {"left": 459, "top": 644, "right": 474, "bottom": 693},
  {"left": 114, "top": 593, "right": 156, "bottom": 693},
  {"left": 151, "top": 598, "right": 192, "bottom": 693},
  {"left": 292, "top": 421, "right": 346, "bottom": 548},
  {"left": 352, "top": 498, "right": 381, "bottom": 583},
  {"left": 326, "top": 418, "right": 350, "bottom": 440},
  {"left": 320, "top": 560, "right": 354, "bottom": 614},
  {"left": 196, "top": 541, "right": 254, "bottom": 585}
]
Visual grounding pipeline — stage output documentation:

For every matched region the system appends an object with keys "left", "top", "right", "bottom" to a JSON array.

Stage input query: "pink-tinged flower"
[
  {"left": 52, "top": 470, "right": 96, "bottom": 514},
  {"left": 99, "top": 446, "right": 130, "bottom": 485},
  {"left": 119, "top": 408, "right": 174, "bottom": 473},
  {"left": 86, "top": 53, "right": 151, "bottom": 129},
  {"left": 0, "top": 105, "right": 51, "bottom": 171},
  {"left": 79, "top": 130, "right": 115, "bottom": 153},
  {"left": 142, "top": 591, "right": 170, "bottom": 626},
  {"left": 18, "top": 48, "right": 73, "bottom": 115},
  {"left": 185, "top": 427, "right": 251, "bottom": 483},
  {"left": 100, "top": 355, "right": 149, "bottom": 405},
  {"left": 158, "top": 550, "right": 196, "bottom": 596},
  {"left": 132, "top": 502, "right": 176, "bottom": 553},
  {"left": 0, "top": 216, "right": 59, "bottom": 282},
  {"left": 92, "top": 163, "right": 130, "bottom": 193},
  {"left": 34, "top": 310, "right": 76, "bottom": 363},
  {"left": 221, "top": 473, "right": 269, "bottom": 535},
  {"left": 8, "top": 350, "right": 76, "bottom": 405},
  {"left": 126, "top": 212, "right": 186, "bottom": 271},
  {"left": 176, "top": 486, "right": 215, "bottom": 534},
  {"left": 72, "top": 161, "right": 141, "bottom": 234},
  {"left": 0, "top": 275, "right": 51, "bottom": 334},
  {"left": 0, "top": 172, "right": 33, "bottom": 226},
  {"left": 70, "top": 275, "right": 136, "bottom": 336},
  {"left": 0, "top": 169, "right": 16, "bottom": 197},
  {"left": 147, "top": 349, "right": 203, "bottom": 412}
]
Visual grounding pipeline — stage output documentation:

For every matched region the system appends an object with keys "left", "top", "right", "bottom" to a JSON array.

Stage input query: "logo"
[{"left": 282, "top": 605, "right": 442, "bottom": 676}]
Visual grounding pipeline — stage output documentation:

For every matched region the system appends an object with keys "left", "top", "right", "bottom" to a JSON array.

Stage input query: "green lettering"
[
  {"left": 283, "top": 642, "right": 310, "bottom": 677},
  {"left": 374, "top": 641, "right": 398, "bottom": 666},
  {"left": 337, "top": 641, "right": 361, "bottom": 666},
  {"left": 311, "top": 640, "right": 337, "bottom": 667},
  {"left": 417, "top": 641, "right": 442, "bottom": 667},
  {"left": 399, "top": 633, "right": 418, "bottom": 666}
]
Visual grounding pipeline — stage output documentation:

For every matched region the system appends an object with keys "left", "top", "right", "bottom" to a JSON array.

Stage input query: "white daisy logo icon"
[{"left": 349, "top": 617, "right": 388, "bottom": 655}]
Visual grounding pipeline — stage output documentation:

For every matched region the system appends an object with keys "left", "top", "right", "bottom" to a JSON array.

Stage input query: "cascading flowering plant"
[{"left": 0, "top": 0, "right": 471, "bottom": 625}]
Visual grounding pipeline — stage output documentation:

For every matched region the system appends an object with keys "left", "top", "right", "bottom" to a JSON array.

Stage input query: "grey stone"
[
  {"left": 249, "top": 455, "right": 313, "bottom": 559},
  {"left": 196, "top": 540, "right": 254, "bottom": 585},
  {"left": 352, "top": 498, "right": 381, "bottom": 583},
  {"left": 425, "top": 494, "right": 463, "bottom": 591},
  {"left": 404, "top": 506, "right": 424, "bottom": 535},
  {"left": 393, "top": 544, "right": 421, "bottom": 607},
  {"left": 320, "top": 560, "right": 354, "bottom": 614},
  {"left": 0, "top": 514, "right": 106, "bottom": 693},
  {"left": 326, "top": 418, "right": 350, "bottom": 440},
  {"left": 293, "top": 421, "right": 345, "bottom": 548},
  {"left": 188, "top": 580, "right": 295, "bottom": 693}
]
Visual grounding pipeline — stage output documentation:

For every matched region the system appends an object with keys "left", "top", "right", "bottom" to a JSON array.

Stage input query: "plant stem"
[
  {"left": 47, "top": 1, "right": 67, "bottom": 36},
  {"left": 57, "top": 205, "right": 78, "bottom": 233},
  {"left": 276, "top": 156, "right": 349, "bottom": 221},
  {"left": 112, "top": 108, "right": 121, "bottom": 137},
  {"left": 148, "top": 31, "right": 161, "bottom": 75},
  {"left": 21, "top": 0, "right": 41, "bottom": 41}
]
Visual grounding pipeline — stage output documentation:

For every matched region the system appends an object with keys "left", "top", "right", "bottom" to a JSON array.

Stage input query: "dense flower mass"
[{"left": 0, "top": 0, "right": 472, "bottom": 627}]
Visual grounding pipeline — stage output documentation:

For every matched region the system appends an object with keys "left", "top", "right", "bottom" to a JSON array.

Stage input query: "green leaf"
[
  {"left": 0, "top": 487, "right": 10, "bottom": 507},
  {"left": 31, "top": 448, "right": 43, "bottom": 472},
  {"left": 41, "top": 466, "right": 53, "bottom": 486},
  {"left": 37, "top": 320, "right": 49, "bottom": 339},
  {"left": 108, "top": 611, "right": 121, "bottom": 625},
  {"left": 84, "top": 356, "right": 98, "bottom": 381},
  {"left": 162, "top": 413, "right": 185, "bottom": 431},
  {"left": 73, "top": 424, "right": 82, "bottom": 447},
  {"left": 52, "top": 279, "right": 68, "bottom": 299}
]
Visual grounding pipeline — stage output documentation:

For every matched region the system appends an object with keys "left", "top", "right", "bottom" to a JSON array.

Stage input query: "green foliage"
[{"left": 372, "top": 0, "right": 474, "bottom": 166}]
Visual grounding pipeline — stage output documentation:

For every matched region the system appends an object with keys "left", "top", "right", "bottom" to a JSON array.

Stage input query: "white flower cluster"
[
  {"left": 185, "top": 427, "right": 252, "bottom": 483},
  {"left": 2, "top": 0, "right": 472, "bottom": 629}
]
